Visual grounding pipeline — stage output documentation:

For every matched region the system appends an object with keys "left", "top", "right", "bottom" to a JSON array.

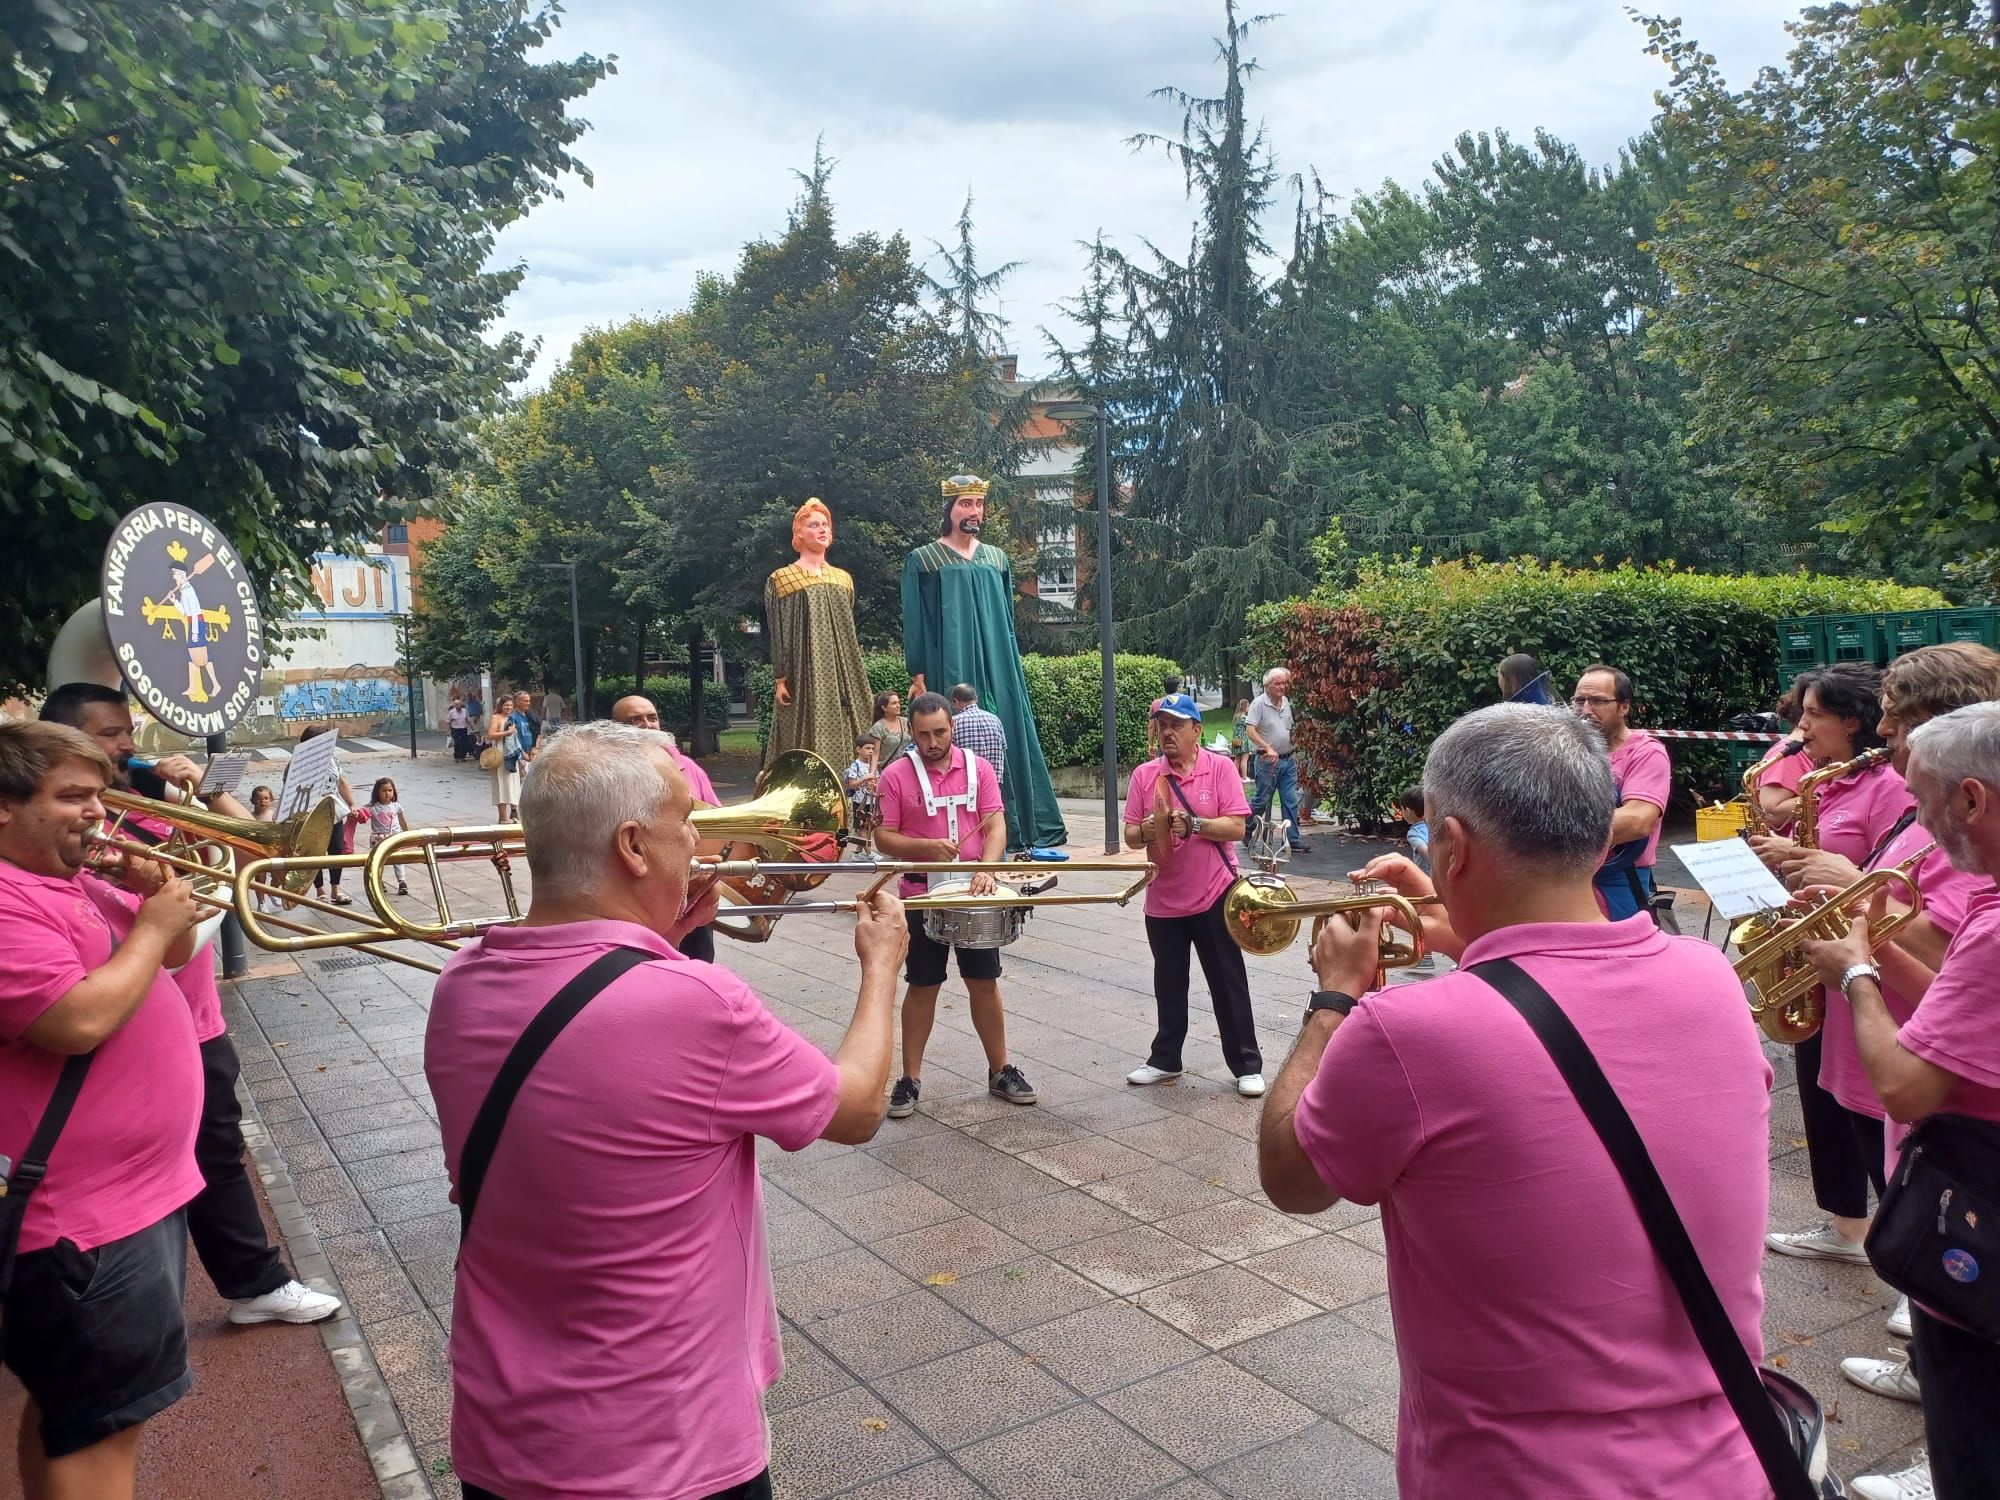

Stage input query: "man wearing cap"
[
  {"left": 901, "top": 474, "right": 1066, "bottom": 853},
  {"left": 1124, "top": 694, "right": 1264, "bottom": 1097}
]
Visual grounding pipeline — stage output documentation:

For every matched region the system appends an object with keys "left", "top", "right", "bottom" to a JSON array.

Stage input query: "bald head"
[{"left": 610, "top": 695, "right": 660, "bottom": 731}]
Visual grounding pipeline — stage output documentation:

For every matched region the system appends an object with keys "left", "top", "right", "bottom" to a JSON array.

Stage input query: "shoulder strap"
[
  {"left": 1467, "top": 957, "right": 1817, "bottom": 1500},
  {"left": 1163, "top": 763, "right": 1237, "bottom": 876},
  {"left": 456, "top": 947, "right": 653, "bottom": 1240},
  {"left": 1863, "top": 809, "right": 1919, "bottom": 870},
  {"left": 0, "top": 1051, "right": 95, "bottom": 1299}
]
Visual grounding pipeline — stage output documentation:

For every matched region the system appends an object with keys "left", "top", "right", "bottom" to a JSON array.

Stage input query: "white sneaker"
[
  {"left": 1887, "top": 1294, "right": 1913, "bottom": 1339},
  {"left": 1126, "top": 1065, "right": 1183, "bottom": 1086},
  {"left": 1840, "top": 1355, "right": 1922, "bottom": 1404},
  {"left": 1236, "top": 1074, "right": 1266, "bottom": 1098},
  {"left": 1764, "top": 1224, "right": 1870, "bottom": 1263},
  {"left": 228, "top": 1279, "right": 344, "bottom": 1325},
  {"left": 1850, "top": 1459, "right": 1934, "bottom": 1500}
]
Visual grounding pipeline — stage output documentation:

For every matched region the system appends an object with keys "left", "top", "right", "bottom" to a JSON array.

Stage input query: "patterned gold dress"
[{"left": 764, "top": 563, "right": 872, "bottom": 775}]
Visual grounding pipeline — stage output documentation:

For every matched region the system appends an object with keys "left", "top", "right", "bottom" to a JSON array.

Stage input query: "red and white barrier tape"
[{"left": 1648, "top": 729, "right": 1783, "bottom": 743}]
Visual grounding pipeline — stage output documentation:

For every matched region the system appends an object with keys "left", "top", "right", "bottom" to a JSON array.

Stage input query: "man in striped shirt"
[{"left": 949, "top": 683, "right": 1008, "bottom": 805}]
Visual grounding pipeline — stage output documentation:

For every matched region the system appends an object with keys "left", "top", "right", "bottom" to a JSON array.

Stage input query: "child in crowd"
[
  {"left": 842, "top": 738, "right": 880, "bottom": 855},
  {"left": 249, "top": 784, "right": 280, "bottom": 912},
  {"left": 1394, "top": 786, "right": 1430, "bottom": 873},
  {"left": 364, "top": 777, "right": 412, "bottom": 895}
]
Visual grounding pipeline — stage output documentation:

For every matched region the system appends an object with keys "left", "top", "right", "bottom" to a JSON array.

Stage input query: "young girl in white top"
[
  {"left": 249, "top": 784, "right": 280, "bottom": 912},
  {"left": 364, "top": 777, "right": 412, "bottom": 896}
]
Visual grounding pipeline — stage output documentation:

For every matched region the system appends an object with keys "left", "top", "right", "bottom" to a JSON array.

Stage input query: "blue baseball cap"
[{"left": 1152, "top": 692, "right": 1202, "bottom": 722}]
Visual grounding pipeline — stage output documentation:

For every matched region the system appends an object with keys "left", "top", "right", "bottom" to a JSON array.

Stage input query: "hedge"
[
  {"left": 588, "top": 675, "right": 732, "bottom": 739},
  {"left": 749, "top": 651, "right": 1184, "bottom": 768},
  {"left": 1255, "top": 559, "right": 1946, "bottom": 822}
]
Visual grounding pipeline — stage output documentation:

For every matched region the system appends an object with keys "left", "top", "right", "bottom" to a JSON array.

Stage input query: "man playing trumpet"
[{"left": 1122, "top": 693, "right": 1263, "bottom": 1097}]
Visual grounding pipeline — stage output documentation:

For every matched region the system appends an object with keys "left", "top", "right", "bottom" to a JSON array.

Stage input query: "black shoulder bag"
[
  {"left": 1866, "top": 1112, "right": 2000, "bottom": 1342},
  {"left": 1470, "top": 958, "right": 1837, "bottom": 1500},
  {"left": 0, "top": 1052, "right": 95, "bottom": 1365},
  {"left": 455, "top": 948, "right": 652, "bottom": 1242}
]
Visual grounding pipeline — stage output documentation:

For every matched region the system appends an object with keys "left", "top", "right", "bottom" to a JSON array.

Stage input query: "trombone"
[
  {"left": 1219, "top": 873, "right": 1435, "bottom": 967},
  {"left": 692, "top": 856, "right": 1157, "bottom": 928}
]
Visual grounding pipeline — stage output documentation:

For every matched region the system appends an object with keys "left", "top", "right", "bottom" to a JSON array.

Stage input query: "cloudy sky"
[{"left": 492, "top": 1, "right": 1809, "bottom": 390}]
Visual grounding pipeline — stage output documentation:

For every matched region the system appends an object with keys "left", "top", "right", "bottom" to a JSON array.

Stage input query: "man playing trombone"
[
  {"left": 876, "top": 692, "right": 1036, "bottom": 1118},
  {"left": 1123, "top": 692, "right": 1263, "bottom": 1097},
  {"left": 425, "top": 722, "right": 907, "bottom": 1500}
]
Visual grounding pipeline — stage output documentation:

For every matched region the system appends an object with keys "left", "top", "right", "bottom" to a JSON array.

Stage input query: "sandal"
[{"left": 330, "top": 892, "right": 354, "bottom": 907}]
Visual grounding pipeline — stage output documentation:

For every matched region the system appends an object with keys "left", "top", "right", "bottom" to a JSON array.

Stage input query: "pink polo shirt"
[
  {"left": 1810, "top": 760, "right": 1913, "bottom": 866},
  {"left": 1898, "top": 889, "right": 2000, "bottom": 1129},
  {"left": 877, "top": 746, "right": 1004, "bottom": 897},
  {"left": 1606, "top": 731, "right": 1671, "bottom": 867},
  {"left": 0, "top": 860, "right": 203, "bottom": 1253},
  {"left": 426, "top": 918, "right": 840, "bottom": 1500},
  {"left": 174, "top": 945, "right": 226, "bottom": 1042},
  {"left": 1819, "top": 818, "right": 1987, "bottom": 1117},
  {"left": 1124, "top": 750, "right": 1248, "bottom": 918},
  {"left": 1292, "top": 915, "right": 1773, "bottom": 1499},
  {"left": 673, "top": 746, "right": 718, "bottom": 805}
]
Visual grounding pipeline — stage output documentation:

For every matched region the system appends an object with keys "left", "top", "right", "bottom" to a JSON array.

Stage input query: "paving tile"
[
  {"left": 337, "top": 1263, "right": 426, "bottom": 1322},
  {"left": 769, "top": 1385, "right": 934, "bottom": 1500},
  {"left": 929, "top": 1154, "right": 1067, "bottom": 1211},
  {"left": 1018, "top": 1135, "right": 1158, "bottom": 1188},
  {"left": 954, "top": 1402, "right": 1186, "bottom": 1500},
  {"left": 867, "top": 1132, "right": 1020, "bottom": 1188},
  {"left": 830, "top": 1459, "right": 990, "bottom": 1500},
  {"left": 1156, "top": 1199, "right": 1319, "bottom": 1262},
  {"left": 873, "top": 1215, "right": 1031, "bottom": 1283},
  {"left": 768, "top": 1148, "right": 912, "bottom": 1206},
  {"left": 1110, "top": 1113, "right": 1245, "bottom": 1163},
  {"left": 873, "top": 1338, "right": 1075, "bottom": 1448},
  {"left": 1133, "top": 1263, "right": 1321, "bottom": 1350},
  {"left": 1043, "top": 1090, "right": 1177, "bottom": 1134},
  {"left": 344, "top": 1146, "right": 449, "bottom": 1195},
  {"left": 384, "top": 1209, "right": 461, "bottom": 1264},
  {"left": 402, "top": 1251, "right": 457, "bottom": 1312},
  {"left": 772, "top": 1246, "right": 916, "bottom": 1324},
  {"left": 768, "top": 1209, "right": 860, "bottom": 1270},
  {"left": 368, "top": 1309, "right": 453, "bottom": 1447},
  {"left": 1078, "top": 1163, "right": 1237, "bottom": 1220},
  {"left": 972, "top": 1189, "right": 1131, "bottom": 1254},
  {"left": 361, "top": 1178, "right": 454, "bottom": 1226},
  {"left": 331, "top": 1120, "right": 445, "bottom": 1164},
  {"left": 1338, "top": 1397, "right": 1400, "bottom": 1456},
  {"left": 1008, "top": 1301, "right": 1207, "bottom": 1397},
  {"left": 1099, "top": 1354, "right": 1316, "bottom": 1468},
  {"left": 1204, "top": 1417, "right": 1401, "bottom": 1498},
  {"left": 1051, "top": 1224, "right": 1224, "bottom": 1297},
  {"left": 292, "top": 1164, "right": 360, "bottom": 1208},
  {"left": 1226, "top": 1310, "right": 1402, "bottom": 1415},
  {"left": 1336, "top": 1217, "right": 1387, "bottom": 1255},
  {"left": 309, "top": 1098, "right": 434, "bottom": 1141},
  {"left": 1241, "top": 1233, "right": 1388, "bottom": 1310},
  {"left": 816, "top": 1179, "right": 963, "bottom": 1239},
  {"left": 767, "top": 1323, "right": 856, "bottom": 1413},
  {"left": 961, "top": 1111, "right": 1092, "bottom": 1156},
  {"left": 808, "top": 1289, "right": 987, "bottom": 1378},
  {"left": 933, "top": 1255, "right": 1111, "bottom": 1336}
]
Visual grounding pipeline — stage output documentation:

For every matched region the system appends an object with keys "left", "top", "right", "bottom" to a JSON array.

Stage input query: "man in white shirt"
[{"left": 1245, "top": 667, "right": 1306, "bottom": 854}]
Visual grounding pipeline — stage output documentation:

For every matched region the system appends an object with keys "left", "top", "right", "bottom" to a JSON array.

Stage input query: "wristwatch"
[
  {"left": 1187, "top": 814, "right": 1206, "bottom": 839},
  {"left": 1305, "top": 989, "right": 1358, "bottom": 1025},
  {"left": 1838, "top": 962, "right": 1883, "bottom": 998}
]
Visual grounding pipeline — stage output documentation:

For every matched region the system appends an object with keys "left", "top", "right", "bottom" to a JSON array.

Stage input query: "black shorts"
[
  {"left": 3, "top": 1209, "right": 191, "bottom": 1457},
  {"left": 905, "top": 909, "right": 1002, "bottom": 987}
]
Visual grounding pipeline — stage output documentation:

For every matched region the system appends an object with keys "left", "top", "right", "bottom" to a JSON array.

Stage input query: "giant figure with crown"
[{"left": 900, "top": 474, "right": 1068, "bottom": 852}]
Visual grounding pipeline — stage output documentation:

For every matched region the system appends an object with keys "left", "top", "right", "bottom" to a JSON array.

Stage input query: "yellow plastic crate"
[{"left": 1696, "top": 800, "right": 1750, "bottom": 841}]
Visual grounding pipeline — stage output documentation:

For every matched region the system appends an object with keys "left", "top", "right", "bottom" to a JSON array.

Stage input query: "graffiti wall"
[{"left": 277, "top": 676, "right": 409, "bottom": 722}]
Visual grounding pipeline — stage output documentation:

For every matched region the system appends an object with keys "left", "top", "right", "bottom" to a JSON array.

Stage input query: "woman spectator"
[
  {"left": 865, "top": 689, "right": 911, "bottom": 769},
  {"left": 1497, "top": 652, "right": 1554, "bottom": 705},
  {"left": 488, "top": 692, "right": 527, "bottom": 822}
]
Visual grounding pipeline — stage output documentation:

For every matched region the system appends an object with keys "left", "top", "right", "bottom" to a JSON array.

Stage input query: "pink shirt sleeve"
[
  {"left": 677, "top": 754, "right": 718, "bottom": 805},
  {"left": 1122, "top": 763, "right": 1152, "bottom": 825},
  {"left": 1908, "top": 847, "right": 1986, "bottom": 938},
  {"left": 705, "top": 975, "right": 840, "bottom": 1151},
  {"left": 0, "top": 879, "right": 132, "bottom": 1041},
  {"left": 877, "top": 761, "right": 912, "bottom": 831},
  {"left": 1290, "top": 1005, "right": 1428, "bottom": 1207},
  {"left": 1620, "top": 737, "right": 1671, "bottom": 811},
  {"left": 1898, "top": 910, "right": 2000, "bottom": 1090}
]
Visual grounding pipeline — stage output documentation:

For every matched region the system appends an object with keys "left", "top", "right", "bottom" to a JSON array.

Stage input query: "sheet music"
[
  {"left": 198, "top": 752, "right": 249, "bottom": 799},
  {"left": 1670, "top": 837, "right": 1794, "bottom": 921},
  {"left": 278, "top": 733, "right": 339, "bottom": 819}
]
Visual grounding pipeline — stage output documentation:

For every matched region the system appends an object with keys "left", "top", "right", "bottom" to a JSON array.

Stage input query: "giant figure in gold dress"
[{"left": 765, "top": 498, "right": 873, "bottom": 775}]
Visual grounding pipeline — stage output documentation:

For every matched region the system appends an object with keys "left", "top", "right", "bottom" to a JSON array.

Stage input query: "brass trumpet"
[
  {"left": 1733, "top": 845, "right": 1932, "bottom": 1043},
  {"left": 1219, "top": 874, "right": 1432, "bottom": 965}
]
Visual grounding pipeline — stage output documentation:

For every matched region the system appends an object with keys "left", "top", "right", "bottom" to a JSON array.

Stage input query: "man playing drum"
[{"left": 876, "top": 692, "right": 1036, "bottom": 1119}]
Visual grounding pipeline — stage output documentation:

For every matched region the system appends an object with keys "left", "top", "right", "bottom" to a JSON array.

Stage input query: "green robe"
[
  {"left": 901, "top": 539, "right": 1068, "bottom": 850},
  {"left": 764, "top": 563, "right": 872, "bottom": 776}
]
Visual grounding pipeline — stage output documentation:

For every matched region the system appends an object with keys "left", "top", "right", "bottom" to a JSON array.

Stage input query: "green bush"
[
  {"left": 750, "top": 650, "right": 1183, "bottom": 768},
  {"left": 589, "top": 675, "right": 731, "bottom": 739},
  {"left": 1259, "top": 559, "right": 1947, "bottom": 821}
]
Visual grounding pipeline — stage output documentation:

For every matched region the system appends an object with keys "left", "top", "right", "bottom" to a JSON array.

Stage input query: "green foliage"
[
  {"left": 0, "top": 0, "right": 607, "bottom": 685},
  {"left": 749, "top": 651, "right": 1181, "bottom": 769},
  {"left": 1269, "top": 559, "right": 1946, "bottom": 820},
  {"left": 585, "top": 676, "right": 731, "bottom": 740},
  {"left": 1645, "top": 4, "right": 2000, "bottom": 589}
]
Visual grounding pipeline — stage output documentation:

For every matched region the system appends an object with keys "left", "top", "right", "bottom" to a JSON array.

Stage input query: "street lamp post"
[
  {"left": 1045, "top": 399, "right": 1118, "bottom": 854},
  {"left": 537, "top": 561, "right": 586, "bottom": 720}
]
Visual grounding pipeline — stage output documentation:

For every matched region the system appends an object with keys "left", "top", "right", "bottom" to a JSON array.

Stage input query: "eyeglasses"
[{"left": 1569, "top": 695, "right": 1620, "bottom": 708}]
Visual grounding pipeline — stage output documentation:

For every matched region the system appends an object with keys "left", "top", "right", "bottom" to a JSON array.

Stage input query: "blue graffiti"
[{"left": 279, "top": 678, "right": 409, "bottom": 721}]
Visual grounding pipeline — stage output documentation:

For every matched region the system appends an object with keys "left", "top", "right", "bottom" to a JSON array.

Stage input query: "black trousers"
[
  {"left": 1795, "top": 1032, "right": 1886, "bottom": 1220},
  {"left": 464, "top": 1469, "right": 770, "bottom": 1500},
  {"left": 450, "top": 726, "right": 472, "bottom": 761},
  {"left": 315, "top": 817, "right": 350, "bottom": 891},
  {"left": 189, "top": 1034, "right": 289, "bottom": 1300},
  {"left": 1911, "top": 1306, "right": 2000, "bottom": 1497},
  {"left": 1144, "top": 890, "right": 1262, "bottom": 1077}
]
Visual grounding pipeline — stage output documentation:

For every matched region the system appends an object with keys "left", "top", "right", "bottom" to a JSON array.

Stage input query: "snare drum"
[{"left": 921, "top": 875, "right": 1031, "bottom": 950}]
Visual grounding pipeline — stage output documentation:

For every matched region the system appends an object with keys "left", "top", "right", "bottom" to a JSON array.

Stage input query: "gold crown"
[
  {"left": 941, "top": 474, "right": 989, "bottom": 500},
  {"left": 167, "top": 538, "right": 189, "bottom": 563}
]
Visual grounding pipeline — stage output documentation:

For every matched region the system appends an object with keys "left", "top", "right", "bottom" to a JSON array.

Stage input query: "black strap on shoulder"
[
  {"left": 455, "top": 948, "right": 652, "bottom": 1240},
  {"left": 0, "top": 1052, "right": 95, "bottom": 1298},
  {"left": 1862, "top": 809, "right": 1919, "bottom": 871},
  {"left": 1468, "top": 958, "right": 1817, "bottom": 1500},
  {"left": 1164, "top": 766, "right": 1237, "bottom": 876}
]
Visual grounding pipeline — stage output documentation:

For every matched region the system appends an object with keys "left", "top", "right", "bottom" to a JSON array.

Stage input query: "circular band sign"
[{"left": 101, "top": 503, "right": 264, "bottom": 738}]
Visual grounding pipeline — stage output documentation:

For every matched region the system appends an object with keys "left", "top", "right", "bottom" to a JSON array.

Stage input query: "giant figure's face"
[{"left": 950, "top": 494, "right": 985, "bottom": 536}]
